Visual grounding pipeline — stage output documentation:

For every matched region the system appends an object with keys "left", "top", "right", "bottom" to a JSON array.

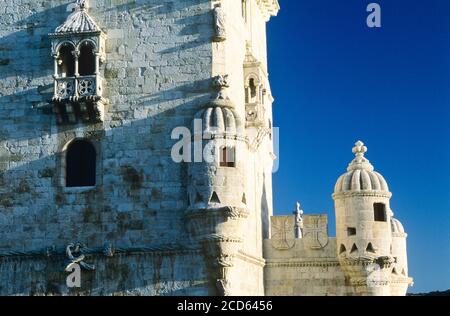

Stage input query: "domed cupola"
[
  {"left": 334, "top": 141, "right": 391, "bottom": 198},
  {"left": 391, "top": 217, "right": 407, "bottom": 237},
  {"left": 192, "top": 74, "right": 245, "bottom": 140},
  {"left": 333, "top": 141, "right": 401, "bottom": 295}
]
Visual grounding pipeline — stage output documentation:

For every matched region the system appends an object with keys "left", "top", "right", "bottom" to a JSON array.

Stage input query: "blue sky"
[{"left": 268, "top": 0, "right": 450, "bottom": 293}]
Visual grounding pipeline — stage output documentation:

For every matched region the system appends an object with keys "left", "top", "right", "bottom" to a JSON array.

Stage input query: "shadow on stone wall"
[{"left": 0, "top": 0, "right": 216, "bottom": 295}]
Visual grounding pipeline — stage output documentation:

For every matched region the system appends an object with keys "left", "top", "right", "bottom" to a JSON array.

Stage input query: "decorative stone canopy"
[
  {"left": 54, "top": 0, "right": 101, "bottom": 35},
  {"left": 334, "top": 141, "right": 389, "bottom": 195}
]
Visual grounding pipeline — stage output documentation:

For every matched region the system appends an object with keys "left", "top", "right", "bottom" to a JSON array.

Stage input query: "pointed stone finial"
[{"left": 352, "top": 140, "right": 367, "bottom": 157}]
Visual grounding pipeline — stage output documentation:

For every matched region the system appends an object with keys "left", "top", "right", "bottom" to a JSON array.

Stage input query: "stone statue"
[
  {"left": 294, "top": 202, "right": 304, "bottom": 239},
  {"left": 213, "top": 4, "right": 226, "bottom": 41}
]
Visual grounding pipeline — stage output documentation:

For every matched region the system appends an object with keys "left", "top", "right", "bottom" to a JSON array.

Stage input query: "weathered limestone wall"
[
  {"left": 0, "top": 0, "right": 214, "bottom": 295},
  {"left": 0, "top": 251, "right": 211, "bottom": 296},
  {"left": 334, "top": 195, "right": 393, "bottom": 257},
  {"left": 264, "top": 237, "right": 351, "bottom": 296},
  {"left": 212, "top": 1, "right": 275, "bottom": 295}
]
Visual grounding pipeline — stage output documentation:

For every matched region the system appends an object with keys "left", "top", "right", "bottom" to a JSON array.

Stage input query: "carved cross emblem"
[
  {"left": 270, "top": 216, "right": 295, "bottom": 250},
  {"left": 303, "top": 215, "right": 329, "bottom": 249}
]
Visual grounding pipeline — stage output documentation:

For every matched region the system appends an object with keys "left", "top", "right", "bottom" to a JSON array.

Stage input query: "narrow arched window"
[
  {"left": 57, "top": 44, "right": 75, "bottom": 77},
  {"left": 249, "top": 78, "right": 257, "bottom": 102},
  {"left": 78, "top": 42, "right": 96, "bottom": 76},
  {"left": 66, "top": 139, "right": 96, "bottom": 187}
]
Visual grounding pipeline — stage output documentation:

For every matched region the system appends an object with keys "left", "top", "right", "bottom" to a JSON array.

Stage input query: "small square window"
[
  {"left": 219, "top": 147, "right": 236, "bottom": 168},
  {"left": 347, "top": 227, "right": 356, "bottom": 236},
  {"left": 374, "top": 203, "right": 387, "bottom": 222}
]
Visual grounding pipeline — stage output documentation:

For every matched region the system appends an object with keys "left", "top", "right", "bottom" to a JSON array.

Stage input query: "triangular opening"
[
  {"left": 401, "top": 268, "right": 406, "bottom": 276},
  {"left": 209, "top": 191, "right": 221, "bottom": 204},
  {"left": 392, "top": 268, "right": 398, "bottom": 275},
  {"left": 366, "top": 242, "right": 376, "bottom": 253},
  {"left": 195, "top": 191, "right": 203, "bottom": 203},
  {"left": 350, "top": 243, "right": 358, "bottom": 254},
  {"left": 242, "top": 193, "right": 247, "bottom": 205},
  {"left": 339, "top": 244, "right": 346, "bottom": 254}
]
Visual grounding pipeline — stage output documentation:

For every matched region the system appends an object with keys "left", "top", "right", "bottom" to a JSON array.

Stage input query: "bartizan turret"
[
  {"left": 185, "top": 75, "right": 249, "bottom": 296},
  {"left": 333, "top": 141, "right": 413, "bottom": 295}
]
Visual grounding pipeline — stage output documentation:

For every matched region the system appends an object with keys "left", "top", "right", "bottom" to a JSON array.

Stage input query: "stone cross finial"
[
  {"left": 347, "top": 140, "right": 374, "bottom": 172},
  {"left": 352, "top": 140, "right": 367, "bottom": 157}
]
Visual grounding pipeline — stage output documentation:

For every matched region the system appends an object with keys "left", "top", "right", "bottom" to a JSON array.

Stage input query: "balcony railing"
[
  {"left": 53, "top": 75, "right": 104, "bottom": 101},
  {"left": 51, "top": 74, "right": 106, "bottom": 123}
]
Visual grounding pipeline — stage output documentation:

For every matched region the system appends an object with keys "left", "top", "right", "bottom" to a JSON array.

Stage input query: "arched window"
[
  {"left": 57, "top": 44, "right": 75, "bottom": 77},
  {"left": 219, "top": 146, "right": 236, "bottom": 168},
  {"left": 78, "top": 42, "right": 96, "bottom": 76},
  {"left": 66, "top": 139, "right": 96, "bottom": 187}
]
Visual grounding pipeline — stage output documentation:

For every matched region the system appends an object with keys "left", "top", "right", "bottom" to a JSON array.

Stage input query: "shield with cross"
[
  {"left": 270, "top": 216, "right": 296, "bottom": 250},
  {"left": 303, "top": 215, "right": 329, "bottom": 249}
]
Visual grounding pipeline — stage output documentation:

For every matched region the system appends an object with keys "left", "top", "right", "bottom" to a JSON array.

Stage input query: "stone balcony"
[{"left": 52, "top": 75, "right": 107, "bottom": 124}]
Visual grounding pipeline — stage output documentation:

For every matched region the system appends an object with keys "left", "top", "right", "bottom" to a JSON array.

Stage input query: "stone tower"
[
  {"left": 333, "top": 141, "right": 412, "bottom": 295},
  {"left": 183, "top": 0, "right": 280, "bottom": 295}
]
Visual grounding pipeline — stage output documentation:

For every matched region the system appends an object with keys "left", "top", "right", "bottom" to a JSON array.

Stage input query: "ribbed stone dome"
[
  {"left": 55, "top": 0, "right": 100, "bottom": 34},
  {"left": 391, "top": 218, "right": 405, "bottom": 234},
  {"left": 334, "top": 141, "right": 390, "bottom": 194},
  {"left": 194, "top": 106, "right": 243, "bottom": 136}
]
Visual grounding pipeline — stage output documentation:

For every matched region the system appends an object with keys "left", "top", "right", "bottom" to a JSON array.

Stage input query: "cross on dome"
[
  {"left": 347, "top": 140, "right": 373, "bottom": 172},
  {"left": 352, "top": 140, "right": 367, "bottom": 158},
  {"left": 334, "top": 141, "right": 390, "bottom": 194}
]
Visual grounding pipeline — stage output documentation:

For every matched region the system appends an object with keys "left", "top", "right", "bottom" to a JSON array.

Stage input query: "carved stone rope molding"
[{"left": 0, "top": 243, "right": 201, "bottom": 261}]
